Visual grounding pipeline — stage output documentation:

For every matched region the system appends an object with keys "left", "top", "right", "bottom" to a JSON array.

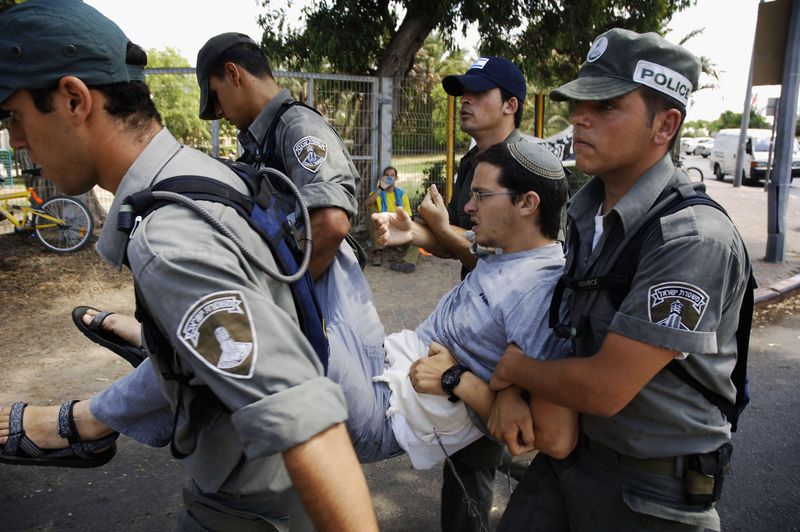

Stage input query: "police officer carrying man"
[
  {"left": 0, "top": 2, "right": 377, "bottom": 530},
  {"left": 489, "top": 28, "right": 751, "bottom": 531}
]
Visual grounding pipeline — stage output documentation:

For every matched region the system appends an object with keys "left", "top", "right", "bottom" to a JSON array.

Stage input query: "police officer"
[
  {"left": 196, "top": 32, "right": 360, "bottom": 279},
  {"left": 0, "top": 2, "right": 377, "bottom": 530},
  {"left": 489, "top": 28, "right": 750, "bottom": 531}
]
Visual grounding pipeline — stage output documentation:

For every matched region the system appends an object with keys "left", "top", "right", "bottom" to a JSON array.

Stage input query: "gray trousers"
[{"left": 498, "top": 447, "right": 721, "bottom": 531}]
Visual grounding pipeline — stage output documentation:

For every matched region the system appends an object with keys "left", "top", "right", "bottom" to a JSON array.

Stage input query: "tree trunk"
[{"left": 376, "top": 10, "right": 439, "bottom": 79}]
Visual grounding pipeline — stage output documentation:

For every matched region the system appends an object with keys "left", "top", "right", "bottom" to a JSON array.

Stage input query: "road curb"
[{"left": 753, "top": 274, "right": 800, "bottom": 309}]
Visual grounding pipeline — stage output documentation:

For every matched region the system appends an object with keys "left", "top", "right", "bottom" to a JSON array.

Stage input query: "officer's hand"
[
  {"left": 409, "top": 342, "right": 457, "bottom": 395},
  {"left": 488, "top": 385, "right": 536, "bottom": 456},
  {"left": 372, "top": 208, "right": 413, "bottom": 246},
  {"left": 489, "top": 344, "right": 526, "bottom": 391},
  {"left": 418, "top": 185, "right": 449, "bottom": 235}
]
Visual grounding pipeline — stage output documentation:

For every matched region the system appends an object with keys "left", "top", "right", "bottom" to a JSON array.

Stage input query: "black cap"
[
  {"left": 196, "top": 32, "right": 258, "bottom": 120},
  {"left": 442, "top": 56, "right": 526, "bottom": 103}
]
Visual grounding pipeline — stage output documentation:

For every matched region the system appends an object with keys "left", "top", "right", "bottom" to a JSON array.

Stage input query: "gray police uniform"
[
  {"left": 89, "top": 88, "right": 364, "bottom": 451},
  {"left": 96, "top": 129, "right": 348, "bottom": 531},
  {"left": 238, "top": 88, "right": 359, "bottom": 219},
  {"left": 499, "top": 155, "right": 750, "bottom": 531}
]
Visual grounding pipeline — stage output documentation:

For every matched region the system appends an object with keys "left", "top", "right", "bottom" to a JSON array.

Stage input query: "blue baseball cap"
[
  {"left": 442, "top": 57, "right": 526, "bottom": 103},
  {"left": 0, "top": 0, "right": 144, "bottom": 116}
]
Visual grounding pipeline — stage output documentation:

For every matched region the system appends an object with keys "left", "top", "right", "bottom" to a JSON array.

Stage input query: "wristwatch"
[{"left": 441, "top": 364, "right": 470, "bottom": 403}]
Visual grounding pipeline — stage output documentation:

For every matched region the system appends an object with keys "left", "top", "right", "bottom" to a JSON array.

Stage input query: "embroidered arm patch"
[
  {"left": 647, "top": 282, "right": 708, "bottom": 331},
  {"left": 177, "top": 290, "right": 257, "bottom": 379},
  {"left": 293, "top": 135, "right": 327, "bottom": 173}
]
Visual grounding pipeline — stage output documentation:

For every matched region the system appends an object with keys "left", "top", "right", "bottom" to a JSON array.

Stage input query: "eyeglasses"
[{"left": 468, "top": 190, "right": 516, "bottom": 204}]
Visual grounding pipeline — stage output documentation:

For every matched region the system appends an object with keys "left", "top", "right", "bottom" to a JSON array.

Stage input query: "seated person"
[
  {"left": 1, "top": 142, "right": 576, "bottom": 469},
  {"left": 365, "top": 166, "right": 418, "bottom": 272}
]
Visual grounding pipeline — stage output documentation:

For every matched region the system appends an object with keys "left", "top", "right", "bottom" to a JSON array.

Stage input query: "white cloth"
[{"left": 375, "top": 329, "right": 483, "bottom": 469}]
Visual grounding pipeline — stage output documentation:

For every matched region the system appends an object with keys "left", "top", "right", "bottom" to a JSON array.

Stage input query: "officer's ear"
[
  {"left": 653, "top": 108, "right": 681, "bottom": 147},
  {"left": 223, "top": 62, "right": 242, "bottom": 87}
]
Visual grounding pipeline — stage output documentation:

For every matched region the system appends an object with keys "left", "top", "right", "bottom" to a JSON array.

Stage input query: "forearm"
[
  {"left": 452, "top": 372, "right": 494, "bottom": 421},
  {"left": 529, "top": 397, "right": 578, "bottom": 459},
  {"left": 428, "top": 224, "right": 477, "bottom": 270},
  {"left": 283, "top": 423, "right": 378, "bottom": 532},
  {"left": 495, "top": 354, "right": 614, "bottom": 415},
  {"left": 494, "top": 334, "right": 676, "bottom": 417},
  {"left": 308, "top": 208, "right": 349, "bottom": 279}
]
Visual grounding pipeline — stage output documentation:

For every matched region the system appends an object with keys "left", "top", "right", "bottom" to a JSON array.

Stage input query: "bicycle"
[{"left": 0, "top": 184, "right": 94, "bottom": 253}]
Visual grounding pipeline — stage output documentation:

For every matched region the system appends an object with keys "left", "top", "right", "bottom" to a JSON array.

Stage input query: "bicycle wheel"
[
  {"left": 685, "top": 166, "right": 704, "bottom": 182},
  {"left": 33, "top": 195, "right": 94, "bottom": 252}
]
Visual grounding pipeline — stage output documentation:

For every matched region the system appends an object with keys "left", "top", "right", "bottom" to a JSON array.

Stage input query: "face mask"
[{"left": 383, "top": 176, "right": 395, "bottom": 186}]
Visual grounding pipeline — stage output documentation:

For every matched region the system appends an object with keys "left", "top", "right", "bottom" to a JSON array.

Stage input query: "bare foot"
[
  {"left": 82, "top": 309, "right": 142, "bottom": 347},
  {"left": 0, "top": 401, "right": 114, "bottom": 450}
]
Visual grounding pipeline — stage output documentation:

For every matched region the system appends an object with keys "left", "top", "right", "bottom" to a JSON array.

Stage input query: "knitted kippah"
[{"left": 507, "top": 142, "right": 565, "bottom": 180}]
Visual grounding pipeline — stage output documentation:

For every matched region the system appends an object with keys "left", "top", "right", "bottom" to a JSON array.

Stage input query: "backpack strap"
[{"left": 257, "top": 100, "right": 322, "bottom": 173}]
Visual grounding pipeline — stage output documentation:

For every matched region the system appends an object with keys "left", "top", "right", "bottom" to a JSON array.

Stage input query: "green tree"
[
  {"left": 259, "top": 0, "right": 694, "bottom": 87},
  {"left": 709, "top": 110, "right": 770, "bottom": 134},
  {"left": 146, "top": 48, "right": 211, "bottom": 148}
]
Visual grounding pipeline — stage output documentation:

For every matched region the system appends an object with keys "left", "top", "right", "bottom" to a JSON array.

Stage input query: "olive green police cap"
[
  {"left": 0, "top": 0, "right": 144, "bottom": 116},
  {"left": 550, "top": 28, "right": 700, "bottom": 108}
]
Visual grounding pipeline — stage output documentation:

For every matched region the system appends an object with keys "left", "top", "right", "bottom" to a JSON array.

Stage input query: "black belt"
[{"left": 584, "top": 438, "right": 685, "bottom": 477}]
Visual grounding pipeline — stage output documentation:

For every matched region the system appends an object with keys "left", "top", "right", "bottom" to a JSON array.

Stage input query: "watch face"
[{"left": 442, "top": 371, "right": 458, "bottom": 389}]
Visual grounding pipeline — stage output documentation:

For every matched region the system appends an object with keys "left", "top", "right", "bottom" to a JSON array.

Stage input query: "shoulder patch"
[
  {"left": 648, "top": 282, "right": 708, "bottom": 331},
  {"left": 177, "top": 290, "right": 257, "bottom": 379},
  {"left": 293, "top": 135, "right": 327, "bottom": 173}
]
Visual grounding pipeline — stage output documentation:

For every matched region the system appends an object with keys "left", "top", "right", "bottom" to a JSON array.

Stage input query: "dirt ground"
[{"left": 0, "top": 232, "right": 136, "bottom": 406}]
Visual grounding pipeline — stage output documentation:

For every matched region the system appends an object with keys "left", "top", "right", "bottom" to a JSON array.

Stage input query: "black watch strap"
[{"left": 441, "top": 364, "right": 470, "bottom": 403}]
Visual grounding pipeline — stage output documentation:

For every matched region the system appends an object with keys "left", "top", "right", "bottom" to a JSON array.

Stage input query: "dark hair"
[
  {"left": 475, "top": 143, "right": 568, "bottom": 240},
  {"left": 29, "top": 42, "right": 161, "bottom": 131},
  {"left": 499, "top": 88, "right": 524, "bottom": 128},
  {"left": 208, "top": 42, "right": 273, "bottom": 80},
  {"left": 382, "top": 166, "right": 397, "bottom": 176},
  {"left": 638, "top": 86, "right": 685, "bottom": 151}
]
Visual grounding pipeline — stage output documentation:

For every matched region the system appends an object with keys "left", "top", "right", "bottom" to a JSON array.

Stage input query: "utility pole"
[{"left": 766, "top": 0, "right": 800, "bottom": 262}]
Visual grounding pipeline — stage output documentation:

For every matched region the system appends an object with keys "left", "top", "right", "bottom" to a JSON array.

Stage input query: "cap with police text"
[
  {"left": 507, "top": 142, "right": 565, "bottom": 181},
  {"left": 443, "top": 56, "right": 527, "bottom": 103},
  {"left": 550, "top": 28, "right": 700, "bottom": 108},
  {"left": 0, "top": 0, "right": 144, "bottom": 114},
  {"left": 197, "top": 32, "right": 258, "bottom": 120}
]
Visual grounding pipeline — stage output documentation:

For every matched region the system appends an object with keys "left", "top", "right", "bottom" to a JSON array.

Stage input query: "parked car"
[
  {"left": 710, "top": 128, "right": 800, "bottom": 185},
  {"left": 681, "top": 136, "right": 713, "bottom": 155},
  {"left": 692, "top": 138, "right": 714, "bottom": 158}
]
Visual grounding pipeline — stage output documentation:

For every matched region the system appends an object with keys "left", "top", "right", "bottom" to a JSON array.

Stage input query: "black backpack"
[{"left": 549, "top": 182, "right": 754, "bottom": 431}]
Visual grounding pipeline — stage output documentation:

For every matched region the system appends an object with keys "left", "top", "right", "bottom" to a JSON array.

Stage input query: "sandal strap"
[
  {"left": 56, "top": 400, "right": 119, "bottom": 459},
  {"left": 3, "top": 402, "right": 26, "bottom": 454},
  {"left": 89, "top": 310, "right": 113, "bottom": 332}
]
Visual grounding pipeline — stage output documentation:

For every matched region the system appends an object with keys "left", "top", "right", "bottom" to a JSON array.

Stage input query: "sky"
[{"left": 86, "top": 0, "right": 782, "bottom": 123}]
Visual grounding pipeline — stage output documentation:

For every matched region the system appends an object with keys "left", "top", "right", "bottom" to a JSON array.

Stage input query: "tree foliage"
[
  {"left": 145, "top": 48, "right": 211, "bottom": 148},
  {"left": 258, "top": 0, "right": 694, "bottom": 88},
  {"left": 709, "top": 110, "right": 770, "bottom": 134}
]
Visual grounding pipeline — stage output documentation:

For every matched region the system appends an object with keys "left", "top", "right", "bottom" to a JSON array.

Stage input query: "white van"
[{"left": 710, "top": 128, "right": 800, "bottom": 184}]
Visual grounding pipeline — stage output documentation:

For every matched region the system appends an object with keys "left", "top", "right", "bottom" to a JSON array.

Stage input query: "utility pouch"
[{"left": 684, "top": 443, "right": 733, "bottom": 505}]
